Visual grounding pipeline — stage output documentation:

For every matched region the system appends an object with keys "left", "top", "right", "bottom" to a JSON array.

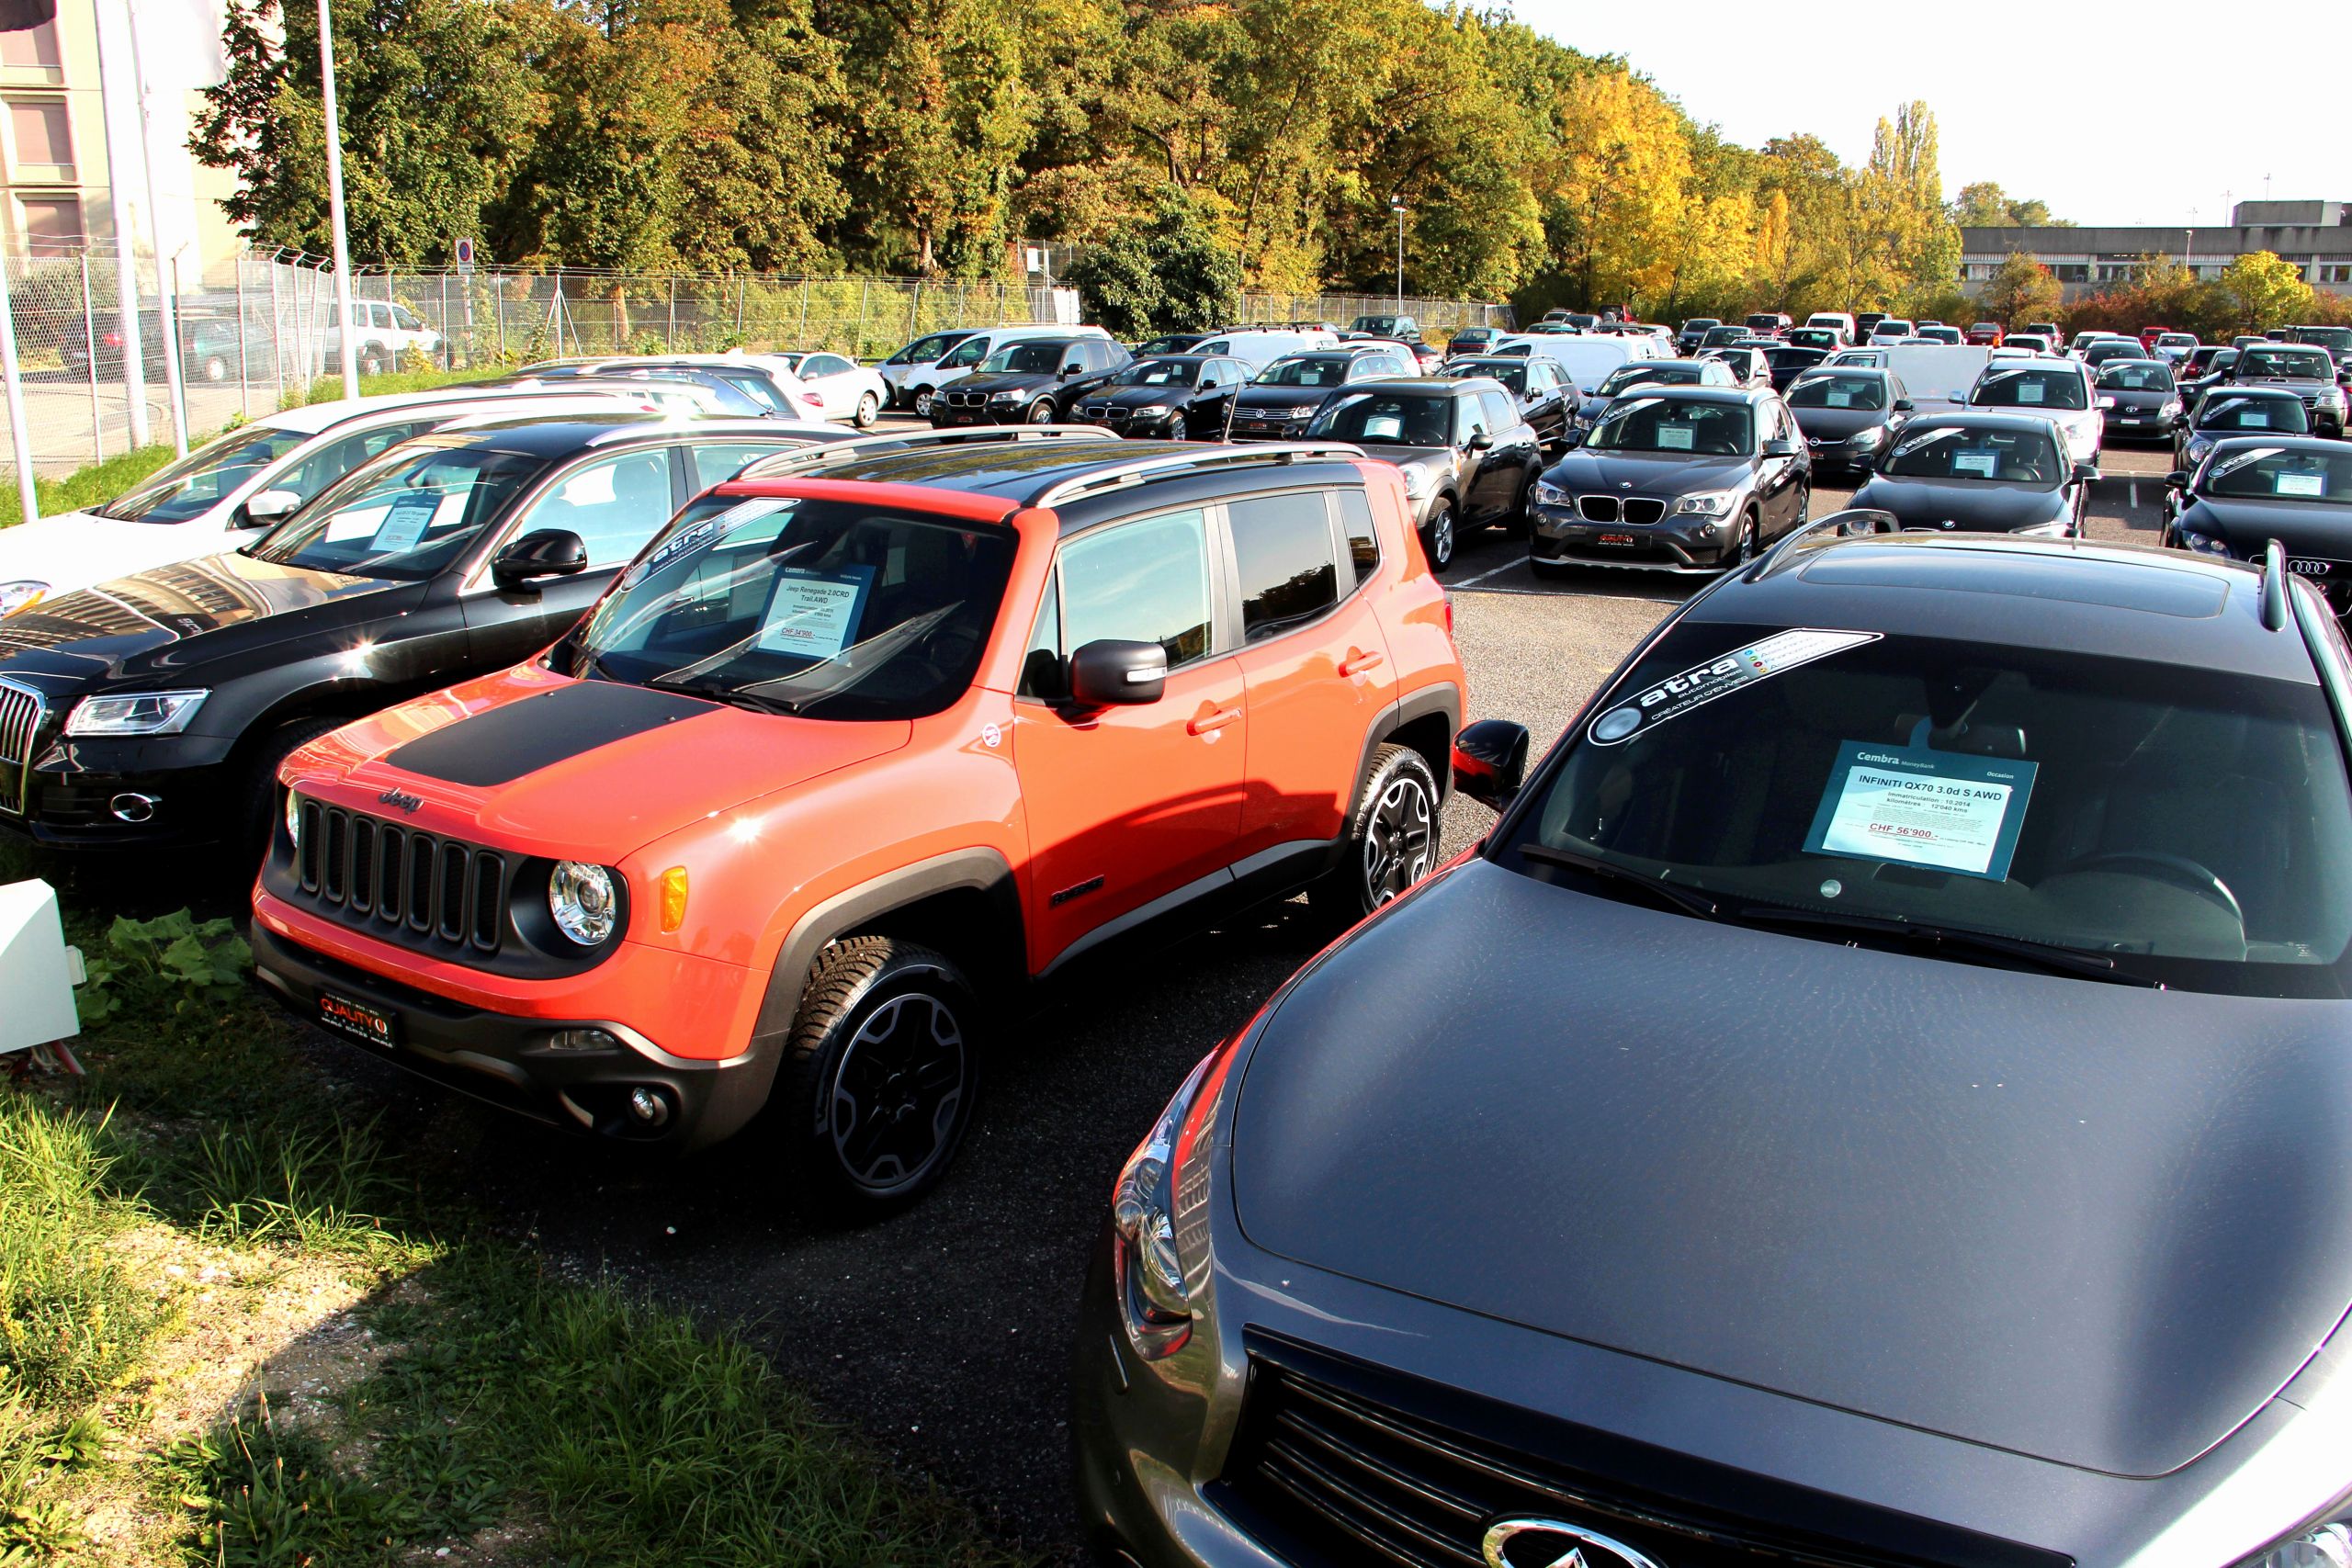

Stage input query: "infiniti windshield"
[
  {"left": 552, "top": 494, "right": 1014, "bottom": 721},
  {"left": 1497, "top": 624, "right": 2352, "bottom": 997},
  {"left": 94, "top": 423, "right": 317, "bottom": 523}
]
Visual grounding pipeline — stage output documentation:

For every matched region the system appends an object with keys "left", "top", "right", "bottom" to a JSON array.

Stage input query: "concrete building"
[
  {"left": 1961, "top": 200, "right": 2352, "bottom": 301},
  {"left": 0, "top": 0, "right": 240, "bottom": 283}
]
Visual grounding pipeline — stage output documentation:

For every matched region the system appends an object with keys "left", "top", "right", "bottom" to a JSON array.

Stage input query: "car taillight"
[{"left": 1443, "top": 593, "right": 1455, "bottom": 639}]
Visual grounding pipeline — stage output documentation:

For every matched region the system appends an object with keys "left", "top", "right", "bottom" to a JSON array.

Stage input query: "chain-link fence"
[{"left": 1, "top": 247, "right": 1510, "bottom": 477}]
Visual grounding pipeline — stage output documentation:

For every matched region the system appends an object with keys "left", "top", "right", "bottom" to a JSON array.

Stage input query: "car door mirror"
[
  {"left": 1762, "top": 438, "right": 1800, "bottom": 457},
  {"left": 1060, "top": 363, "right": 1082, "bottom": 378},
  {"left": 1451, "top": 718, "right": 1530, "bottom": 811},
  {"left": 1067, "top": 638, "right": 1167, "bottom": 706},
  {"left": 1465, "top": 430, "right": 1494, "bottom": 452},
  {"left": 1892, "top": 397, "right": 1915, "bottom": 412},
  {"left": 490, "top": 528, "right": 590, "bottom": 591},
  {"left": 241, "top": 488, "right": 301, "bottom": 525},
  {"left": 2071, "top": 461, "right": 2099, "bottom": 484},
  {"left": 1559, "top": 427, "right": 1584, "bottom": 448},
  {"left": 2165, "top": 469, "right": 2191, "bottom": 489}
]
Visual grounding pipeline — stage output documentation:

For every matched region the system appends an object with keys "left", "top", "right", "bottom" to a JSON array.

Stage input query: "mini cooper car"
[
  {"left": 1303, "top": 378, "right": 1544, "bottom": 569},
  {"left": 0, "top": 415, "right": 841, "bottom": 852},
  {"left": 1852, "top": 412, "right": 2095, "bottom": 536},
  {"left": 1784, "top": 366, "right": 1915, "bottom": 479},
  {"left": 1529, "top": 385, "right": 1811, "bottom": 574},
  {"left": 2164, "top": 435, "right": 2352, "bottom": 615},
  {"left": 249, "top": 429, "right": 1468, "bottom": 1214},
  {"left": 1075, "top": 523, "right": 2352, "bottom": 1568}
]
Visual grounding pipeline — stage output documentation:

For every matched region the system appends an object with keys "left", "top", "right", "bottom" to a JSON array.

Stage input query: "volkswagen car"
[
  {"left": 2163, "top": 435, "right": 2352, "bottom": 615},
  {"left": 1851, "top": 412, "right": 2094, "bottom": 536},
  {"left": 1074, "top": 524, "right": 2352, "bottom": 1568}
]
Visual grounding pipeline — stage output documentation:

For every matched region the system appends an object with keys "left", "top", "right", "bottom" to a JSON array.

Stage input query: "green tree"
[
  {"left": 2213, "top": 251, "right": 2315, "bottom": 332},
  {"left": 1979, "top": 252, "right": 2062, "bottom": 325},
  {"left": 1065, "top": 189, "right": 1241, "bottom": 334}
]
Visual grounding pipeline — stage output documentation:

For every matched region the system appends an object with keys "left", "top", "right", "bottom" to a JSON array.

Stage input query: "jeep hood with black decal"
[
  {"left": 294, "top": 668, "right": 910, "bottom": 863},
  {"left": 1230, "top": 857, "right": 2352, "bottom": 1479}
]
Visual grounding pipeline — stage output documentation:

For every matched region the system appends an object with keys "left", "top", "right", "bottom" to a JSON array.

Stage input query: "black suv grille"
[
  {"left": 1218, "top": 1348, "right": 2068, "bottom": 1568},
  {"left": 1623, "top": 499, "right": 1666, "bottom": 525},
  {"left": 0, "top": 679, "right": 40, "bottom": 816},
  {"left": 295, "top": 800, "right": 507, "bottom": 953},
  {"left": 1577, "top": 496, "right": 1619, "bottom": 523}
]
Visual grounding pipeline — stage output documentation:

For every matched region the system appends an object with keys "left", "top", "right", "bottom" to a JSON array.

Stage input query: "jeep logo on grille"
[
  {"left": 2289, "top": 558, "right": 2333, "bottom": 576},
  {"left": 377, "top": 787, "right": 423, "bottom": 814}
]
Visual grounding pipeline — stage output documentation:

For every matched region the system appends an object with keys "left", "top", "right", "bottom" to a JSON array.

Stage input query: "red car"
[
  {"left": 1966, "top": 322, "right": 2005, "bottom": 345},
  {"left": 2139, "top": 326, "right": 2171, "bottom": 353}
]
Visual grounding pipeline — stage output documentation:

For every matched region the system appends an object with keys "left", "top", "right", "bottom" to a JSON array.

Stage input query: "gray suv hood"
[{"left": 1231, "top": 858, "right": 2352, "bottom": 1477}]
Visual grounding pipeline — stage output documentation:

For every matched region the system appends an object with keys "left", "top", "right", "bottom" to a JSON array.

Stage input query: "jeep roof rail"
[
  {"left": 1025, "top": 442, "right": 1367, "bottom": 507},
  {"left": 732, "top": 424, "right": 1117, "bottom": 480},
  {"left": 1745, "top": 507, "right": 1902, "bottom": 581}
]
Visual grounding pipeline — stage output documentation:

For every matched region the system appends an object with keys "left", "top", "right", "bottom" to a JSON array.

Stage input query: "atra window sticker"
[
  {"left": 755, "top": 564, "right": 875, "bottom": 660},
  {"left": 1804, "top": 740, "right": 2040, "bottom": 881},
  {"left": 625, "top": 496, "right": 797, "bottom": 587},
  {"left": 1587, "top": 628, "right": 1882, "bottom": 746}
]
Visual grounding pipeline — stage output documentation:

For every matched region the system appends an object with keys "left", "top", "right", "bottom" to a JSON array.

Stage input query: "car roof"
[
  {"left": 401, "top": 413, "right": 794, "bottom": 456},
  {"left": 258, "top": 384, "right": 613, "bottom": 434},
  {"left": 2199, "top": 384, "right": 2305, "bottom": 400},
  {"left": 1704, "top": 534, "right": 2319, "bottom": 681}
]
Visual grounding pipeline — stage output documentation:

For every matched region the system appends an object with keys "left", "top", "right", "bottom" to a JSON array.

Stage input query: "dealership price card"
[
  {"left": 1804, "top": 741, "right": 2038, "bottom": 881},
  {"left": 757, "top": 565, "right": 874, "bottom": 661}
]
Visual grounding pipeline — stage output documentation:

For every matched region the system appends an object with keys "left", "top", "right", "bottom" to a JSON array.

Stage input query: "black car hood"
[
  {"left": 2102, "top": 388, "right": 2174, "bottom": 412},
  {"left": 949, "top": 369, "right": 1058, "bottom": 396},
  {"left": 1548, "top": 446, "right": 1751, "bottom": 494},
  {"left": 2180, "top": 496, "right": 2352, "bottom": 558},
  {"left": 1085, "top": 383, "right": 1199, "bottom": 410},
  {"left": 1229, "top": 383, "right": 1337, "bottom": 414},
  {"left": 1851, "top": 474, "right": 2070, "bottom": 532},
  {"left": 0, "top": 550, "right": 416, "bottom": 690},
  {"left": 1788, "top": 405, "right": 1889, "bottom": 441},
  {"left": 1230, "top": 858, "right": 2352, "bottom": 1478}
]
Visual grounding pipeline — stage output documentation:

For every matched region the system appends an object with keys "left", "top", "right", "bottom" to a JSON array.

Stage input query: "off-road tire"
[
  {"left": 1308, "top": 743, "right": 1442, "bottom": 927},
  {"left": 776, "top": 936, "right": 979, "bottom": 1221}
]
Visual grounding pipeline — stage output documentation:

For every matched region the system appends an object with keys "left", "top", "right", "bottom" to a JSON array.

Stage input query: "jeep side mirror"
[
  {"left": 490, "top": 528, "right": 589, "bottom": 591},
  {"left": 1452, "top": 719, "right": 1530, "bottom": 811},
  {"left": 242, "top": 488, "right": 301, "bottom": 525},
  {"left": 1068, "top": 638, "right": 1167, "bottom": 706}
]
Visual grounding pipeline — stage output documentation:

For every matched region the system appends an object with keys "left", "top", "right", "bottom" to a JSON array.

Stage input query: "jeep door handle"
[
  {"left": 1188, "top": 706, "right": 1241, "bottom": 736},
  {"left": 1339, "top": 650, "right": 1385, "bottom": 678}
]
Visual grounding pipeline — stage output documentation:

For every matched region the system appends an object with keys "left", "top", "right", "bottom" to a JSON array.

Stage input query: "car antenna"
[{"left": 2259, "top": 537, "right": 2290, "bottom": 631}]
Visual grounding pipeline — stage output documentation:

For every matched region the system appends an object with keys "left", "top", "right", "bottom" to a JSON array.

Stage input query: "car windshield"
[
  {"left": 2201, "top": 446, "right": 2352, "bottom": 503},
  {"left": 886, "top": 333, "right": 967, "bottom": 367},
  {"left": 2158, "top": 334, "right": 2198, "bottom": 348},
  {"left": 1788, "top": 374, "right": 1887, "bottom": 411},
  {"left": 553, "top": 494, "right": 1014, "bottom": 721},
  {"left": 695, "top": 367, "right": 790, "bottom": 412},
  {"left": 1881, "top": 423, "right": 2062, "bottom": 481},
  {"left": 1498, "top": 622, "right": 2352, "bottom": 997},
  {"left": 1972, "top": 367, "right": 2088, "bottom": 411},
  {"left": 1479, "top": 365, "right": 1529, "bottom": 394},
  {"left": 1351, "top": 317, "right": 1399, "bottom": 333},
  {"left": 1255, "top": 356, "right": 1352, "bottom": 387},
  {"left": 1306, "top": 391, "right": 1452, "bottom": 446},
  {"left": 2239, "top": 348, "right": 2333, "bottom": 379},
  {"left": 2294, "top": 327, "right": 2352, "bottom": 352},
  {"left": 1452, "top": 330, "right": 1493, "bottom": 346},
  {"left": 1872, "top": 321, "right": 1912, "bottom": 335},
  {"left": 1746, "top": 317, "right": 1781, "bottom": 330},
  {"left": 92, "top": 423, "right": 318, "bottom": 523},
  {"left": 1598, "top": 365, "right": 1699, "bottom": 396},
  {"left": 1586, "top": 396, "right": 1754, "bottom": 455},
  {"left": 1111, "top": 358, "right": 1202, "bottom": 388},
  {"left": 2098, "top": 363, "right": 2175, "bottom": 391},
  {"left": 245, "top": 444, "right": 549, "bottom": 580},
  {"left": 979, "top": 343, "right": 1068, "bottom": 375},
  {"left": 2196, "top": 394, "right": 2307, "bottom": 433}
]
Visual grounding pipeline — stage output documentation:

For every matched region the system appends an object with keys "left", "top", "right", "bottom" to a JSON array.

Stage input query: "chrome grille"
[
  {"left": 1576, "top": 496, "right": 1619, "bottom": 523},
  {"left": 0, "top": 679, "right": 41, "bottom": 817},
  {"left": 296, "top": 799, "right": 507, "bottom": 954}
]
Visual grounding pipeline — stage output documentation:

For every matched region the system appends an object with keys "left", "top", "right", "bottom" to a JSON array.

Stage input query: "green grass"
[
  {"left": 0, "top": 443, "right": 185, "bottom": 524},
  {"left": 0, "top": 842, "right": 1028, "bottom": 1565},
  {"left": 278, "top": 365, "right": 504, "bottom": 409}
]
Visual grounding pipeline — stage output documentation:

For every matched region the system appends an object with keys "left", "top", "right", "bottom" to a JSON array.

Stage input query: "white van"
[
  {"left": 1805, "top": 312, "right": 1858, "bottom": 344},
  {"left": 1185, "top": 328, "right": 1340, "bottom": 369},
  {"left": 880, "top": 323, "right": 1114, "bottom": 417},
  {"left": 1489, "top": 333, "right": 1663, "bottom": 394}
]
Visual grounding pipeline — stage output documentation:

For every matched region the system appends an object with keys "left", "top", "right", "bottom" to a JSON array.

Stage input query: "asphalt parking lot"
[{"left": 301, "top": 434, "right": 2183, "bottom": 1558}]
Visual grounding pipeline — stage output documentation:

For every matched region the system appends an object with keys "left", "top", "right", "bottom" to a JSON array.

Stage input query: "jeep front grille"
[
  {"left": 296, "top": 800, "right": 506, "bottom": 953},
  {"left": 0, "top": 679, "right": 41, "bottom": 817}
]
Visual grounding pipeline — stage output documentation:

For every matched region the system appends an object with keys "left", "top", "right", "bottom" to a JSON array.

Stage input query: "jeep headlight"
[
  {"left": 0, "top": 579, "right": 46, "bottom": 617},
  {"left": 1674, "top": 489, "right": 1736, "bottom": 517},
  {"left": 548, "top": 861, "right": 619, "bottom": 946},
  {"left": 1533, "top": 479, "right": 1570, "bottom": 507},
  {"left": 284, "top": 789, "right": 301, "bottom": 848},
  {"left": 64, "top": 689, "right": 209, "bottom": 736}
]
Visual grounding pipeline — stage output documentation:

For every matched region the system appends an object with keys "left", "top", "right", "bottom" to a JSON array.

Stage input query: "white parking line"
[
  {"left": 2129, "top": 482, "right": 2140, "bottom": 510},
  {"left": 1452, "top": 582, "right": 1682, "bottom": 605},
  {"left": 1450, "top": 558, "right": 1530, "bottom": 588}
]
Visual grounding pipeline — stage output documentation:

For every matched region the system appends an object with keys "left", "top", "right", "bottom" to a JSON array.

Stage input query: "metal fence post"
[
  {"left": 666, "top": 276, "right": 676, "bottom": 350},
  {"left": 266, "top": 257, "right": 283, "bottom": 408},
  {"left": 493, "top": 283, "right": 505, "bottom": 359},
  {"left": 734, "top": 276, "right": 746, "bottom": 339},
  {"left": 79, "top": 251, "right": 101, "bottom": 461},
  {"left": 855, "top": 279, "right": 868, "bottom": 358},
  {"left": 797, "top": 277, "right": 809, "bottom": 345},
  {"left": 234, "top": 254, "right": 251, "bottom": 417},
  {"left": 438, "top": 271, "right": 449, "bottom": 368}
]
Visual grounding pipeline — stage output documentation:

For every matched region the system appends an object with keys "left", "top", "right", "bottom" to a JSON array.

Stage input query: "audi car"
[
  {"left": 1074, "top": 524, "right": 2352, "bottom": 1568},
  {"left": 2163, "top": 435, "right": 2352, "bottom": 615},
  {"left": 1850, "top": 412, "right": 2095, "bottom": 536}
]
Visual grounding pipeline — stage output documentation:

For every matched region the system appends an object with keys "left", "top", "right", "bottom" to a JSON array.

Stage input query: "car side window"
[
  {"left": 1455, "top": 395, "right": 1487, "bottom": 444},
  {"left": 1056, "top": 508, "right": 1215, "bottom": 671},
  {"left": 392, "top": 306, "right": 424, "bottom": 332},
  {"left": 1337, "top": 490, "right": 1380, "bottom": 587},
  {"left": 505, "top": 448, "right": 678, "bottom": 570},
  {"left": 941, "top": 337, "right": 989, "bottom": 369},
  {"left": 805, "top": 355, "right": 852, "bottom": 378},
  {"left": 270, "top": 419, "right": 442, "bottom": 506},
  {"left": 1228, "top": 492, "right": 1339, "bottom": 643},
  {"left": 1479, "top": 390, "right": 1519, "bottom": 433},
  {"left": 686, "top": 441, "right": 804, "bottom": 490}
]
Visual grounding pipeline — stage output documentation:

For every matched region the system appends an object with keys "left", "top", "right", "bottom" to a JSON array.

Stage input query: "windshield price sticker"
[
  {"left": 1804, "top": 741, "right": 2039, "bottom": 881},
  {"left": 1953, "top": 449, "right": 1998, "bottom": 478},
  {"left": 1657, "top": 424, "right": 1695, "bottom": 450},
  {"left": 1589, "top": 628, "right": 1881, "bottom": 746},
  {"left": 2016, "top": 381, "right": 2045, "bottom": 403},
  {"left": 755, "top": 565, "right": 873, "bottom": 661},
  {"left": 2277, "top": 472, "right": 2327, "bottom": 498},
  {"left": 369, "top": 491, "right": 442, "bottom": 554},
  {"left": 1825, "top": 389, "right": 1853, "bottom": 408}
]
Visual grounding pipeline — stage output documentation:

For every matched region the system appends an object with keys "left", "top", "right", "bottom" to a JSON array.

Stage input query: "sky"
[{"left": 1510, "top": 1, "right": 2352, "bottom": 229}]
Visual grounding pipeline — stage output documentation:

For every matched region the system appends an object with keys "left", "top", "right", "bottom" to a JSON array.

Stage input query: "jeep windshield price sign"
[{"left": 1804, "top": 741, "right": 2038, "bottom": 881}]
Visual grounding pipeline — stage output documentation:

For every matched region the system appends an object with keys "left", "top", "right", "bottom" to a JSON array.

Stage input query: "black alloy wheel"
[{"left": 1312, "top": 744, "right": 1442, "bottom": 924}]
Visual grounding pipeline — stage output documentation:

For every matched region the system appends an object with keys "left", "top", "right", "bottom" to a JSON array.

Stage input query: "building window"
[
  {"left": 18, "top": 195, "right": 82, "bottom": 257},
  {"left": 2052, "top": 265, "right": 2089, "bottom": 283},
  {"left": 0, "top": 21, "right": 61, "bottom": 84},
  {"left": 2320, "top": 265, "right": 2352, "bottom": 285},
  {"left": 5, "top": 97, "right": 71, "bottom": 178}
]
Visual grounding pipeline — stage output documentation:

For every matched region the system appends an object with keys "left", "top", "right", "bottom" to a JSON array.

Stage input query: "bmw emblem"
[{"left": 1593, "top": 706, "right": 1642, "bottom": 742}]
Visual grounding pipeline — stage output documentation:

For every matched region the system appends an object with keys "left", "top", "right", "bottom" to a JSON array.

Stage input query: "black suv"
[
  {"left": 0, "top": 415, "right": 843, "bottom": 853},
  {"left": 1304, "top": 377, "right": 1544, "bottom": 569},
  {"left": 930, "top": 336, "right": 1133, "bottom": 426},
  {"left": 1212, "top": 347, "right": 1419, "bottom": 442},
  {"left": 2223, "top": 343, "right": 2347, "bottom": 436},
  {"left": 1068, "top": 354, "right": 1254, "bottom": 439}
]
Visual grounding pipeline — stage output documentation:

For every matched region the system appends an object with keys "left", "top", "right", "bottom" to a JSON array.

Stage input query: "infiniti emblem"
[
  {"left": 378, "top": 787, "right": 423, "bottom": 814},
  {"left": 1484, "top": 1517, "right": 1669, "bottom": 1568}
]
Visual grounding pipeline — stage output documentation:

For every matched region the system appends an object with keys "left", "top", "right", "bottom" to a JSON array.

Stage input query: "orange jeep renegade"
[{"left": 250, "top": 429, "right": 1466, "bottom": 1213}]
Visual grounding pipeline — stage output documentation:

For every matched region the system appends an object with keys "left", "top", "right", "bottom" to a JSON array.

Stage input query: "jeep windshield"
[
  {"left": 1972, "top": 367, "right": 2088, "bottom": 411},
  {"left": 245, "top": 444, "right": 550, "bottom": 580},
  {"left": 93, "top": 422, "right": 319, "bottom": 523},
  {"left": 555, "top": 494, "right": 1015, "bottom": 721},
  {"left": 2200, "top": 446, "right": 2352, "bottom": 503},
  {"left": 1585, "top": 397, "right": 1754, "bottom": 455},
  {"left": 1495, "top": 623, "right": 2352, "bottom": 998}
]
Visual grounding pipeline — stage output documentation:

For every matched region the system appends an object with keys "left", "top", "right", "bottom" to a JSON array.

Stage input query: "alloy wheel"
[
  {"left": 827, "top": 994, "right": 968, "bottom": 1194},
  {"left": 1425, "top": 503, "right": 1455, "bottom": 569},
  {"left": 1027, "top": 399, "right": 1056, "bottom": 424},
  {"left": 1361, "top": 774, "right": 1435, "bottom": 908},
  {"left": 913, "top": 389, "right": 935, "bottom": 417}
]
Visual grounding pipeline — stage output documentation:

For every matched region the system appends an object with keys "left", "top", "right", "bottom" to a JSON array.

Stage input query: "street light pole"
[
  {"left": 318, "top": 0, "right": 359, "bottom": 400},
  {"left": 1389, "top": 196, "right": 1406, "bottom": 315},
  {"left": 124, "top": 0, "right": 187, "bottom": 456}
]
